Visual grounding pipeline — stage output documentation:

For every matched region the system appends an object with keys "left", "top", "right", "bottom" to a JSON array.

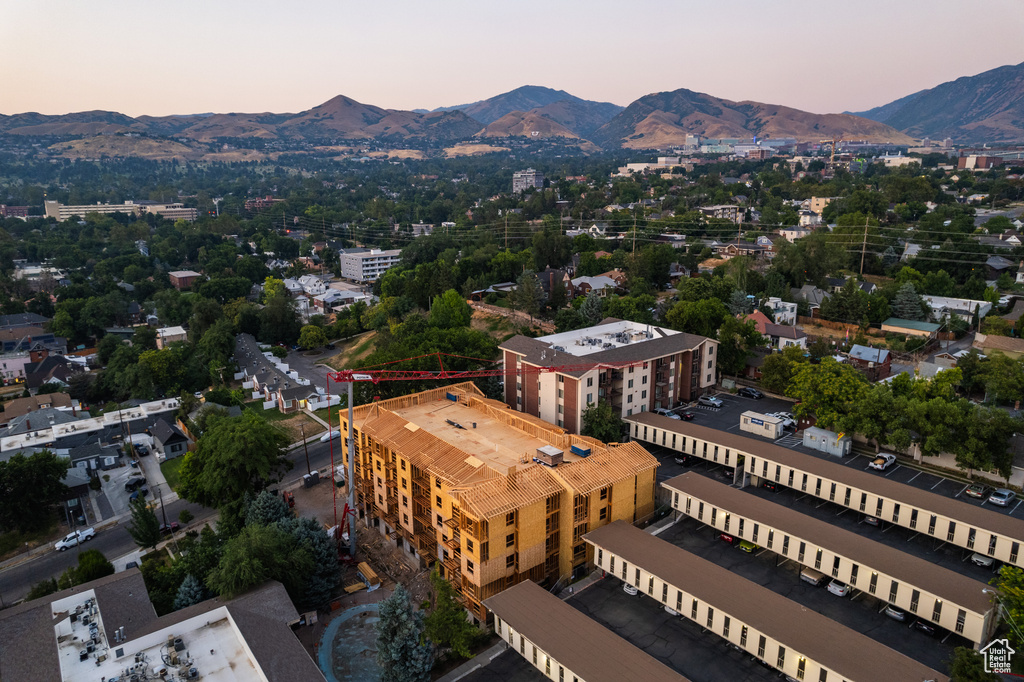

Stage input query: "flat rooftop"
[
  {"left": 585, "top": 521, "right": 948, "bottom": 682},
  {"left": 392, "top": 398, "right": 585, "bottom": 474},
  {"left": 532, "top": 320, "right": 679, "bottom": 358},
  {"left": 485, "top": 580, "right": 689, "bottom": 682}
]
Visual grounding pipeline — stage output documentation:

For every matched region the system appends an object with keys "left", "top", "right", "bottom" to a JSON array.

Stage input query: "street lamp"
[{"left": 983, "top": 588, "right": 1024, "bottom": 644}]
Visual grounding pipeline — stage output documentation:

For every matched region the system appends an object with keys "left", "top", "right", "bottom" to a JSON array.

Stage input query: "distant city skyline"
[{"left": 2, "top": 0, "right": 1022, "bottom": 118}]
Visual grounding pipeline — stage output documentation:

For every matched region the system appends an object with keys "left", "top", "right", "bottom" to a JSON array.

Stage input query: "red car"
[
  {"left": 719, "top": 532, "right": 736, "bottom": 545},
  {"left": 679, "top": 412, "right": 695, "bottom": 421}
]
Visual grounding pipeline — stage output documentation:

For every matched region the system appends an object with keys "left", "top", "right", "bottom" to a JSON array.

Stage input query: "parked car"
[
  {"left": 678, "top": 412, "right": 695, "bottom": 421},
  {"left": 884, "top": 604, "right": 907, "bottom": 622},
  {"left": 738, "top": 540, "right": 759, "bottom": 553},
  {"left": 129, "top": 487, "right": 149, "bottom": 501},
  {"left": 654, "top": 408, "right": 681, "bottom": 420},
  {"left": 988, "top": 488, "right": 1017, "bottom": 507},
  {"left": 320, "top": 429, "right": 342, "bottom": 443},
  {"left": 766, "top": 412, "right": 796, "bottom": 429},
  {"left": 663, "top": 605, "right": 680, "bottom": 616},
  {"left": 326, "top": 343, "right": 336, "bottom": 350},
  {"left": 863, "top": 516, "right": 881, "bottom": 527},
  {"left": 159, "top": 522, "right": 180, "bottom": 535},
  {"left": 911, "top": 619, "right": 938, "bottom": 636},
  {"left": 719, "top": 532, "right": 736, "bottom": 545},
  {"left": 775, "top": 411, "right": 795, "bottom": 421},
  {"left": 697, "top": 395, "right": 723, "bottom": 408},
  {"left": 622, "top": 582, "right": 639, "bottom": 596},
  {"left": 971, "top": 552, "right": 995, "bottom": 568},
  {"left": 964, "top": 483, "right": 994, "bottom": 500},
  {"left": 134, "top": 443, "right": 149, "bottom": 456},
  {"left": 737, "top": 387, "right": 763, "bottom": 399},
  {"left": 761, "top": 480, "right": 778, "bottom": 492},
  {"left": 719, "top": 467, "right": 736, "bottom": 480},
  {"left": 868, "top": 453, "right": 897, "bottom": 471},
  {"left": 55, "top": 527, "right": 96, "bottom": 552},
  {"left": 125, "top": 561, "right": 139, "bottom": 570},
  {"left": 124, "top": 477, "right": 147, "bottom": 491},
  {"left": 827, "top": 580, "right": 851, "bottom": 597},
  {"left": 674, "top": 455, "right": 696, "bottom": 466}
]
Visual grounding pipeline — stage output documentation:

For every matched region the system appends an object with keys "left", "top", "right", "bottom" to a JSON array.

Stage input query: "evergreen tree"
[
  {"left": 244, "top": 490, "right": 291, "bottom": 527},
  {"left": 423, "top": 567, "right": 482, "bottom": 658},
  {"left": 892, "top": 282, "right": 926, "bottom": 321},
  {"left": 376, "top": 584, "right": 433, "bottom": 682},
  {"left": 278, "top": 516, "right": 341, "bottom": 610},
  {"left": 173, "top": 574, "right": 209, "bottom": 611},
  {"left": 126, "top": 497, "right": 162, "bottom": 550},
  {"left": 580, "top": 290, "right": 604, "bottom": 326},
  {"left": 512, "top": 271, "right": 544, "bottom": 323},
  {"left": 581, "top": 400, "right": 626, "bottom": 443},
  {"left": 727, "top": 290, "right": 750, "bottom": 315}
]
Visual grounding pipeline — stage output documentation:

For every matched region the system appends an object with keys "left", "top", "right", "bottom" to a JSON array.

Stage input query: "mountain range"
[
  {"left": 849, "top": 61, "right": 1024, "bottom": 144},
  {"left": 3, "top": 63, "right": 1022, "bottom": 158}
]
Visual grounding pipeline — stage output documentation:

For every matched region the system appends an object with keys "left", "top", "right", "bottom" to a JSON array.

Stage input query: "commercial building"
[
  {"left": 487, "top": 580, "right": 689, "bottom": 682},
  {"left": 585, "top": 521, "right": 948, "bottom": 682},
  {"left": 338, "top": 247, "right": 401, "bottom": 282},
  {"left": 0, "top": 571, "right": 324, "bottom": 682},
  {"left": 340, "top": 383, "right": 659, "bottom": 622},
  {"left": 512, "top": 168, "right": 544, "bottom": 194},
  {"left": 500, "top": 319, "right": 718, "bottom": 433},
  {"left": 663, "top": 472, "right": 996, "bottom": 647},
  {"left": 625, "top": 414, "right": 1024, "bottom": 570},
  {"left": 43, "top": 200, "right": 197, "bottom": 222}
]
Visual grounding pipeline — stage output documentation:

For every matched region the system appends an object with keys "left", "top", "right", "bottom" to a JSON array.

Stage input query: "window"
[
  {"left": 520, "top": 634, "right": 525, "bottom": 654},
  {"left": 558, "top": 388, "right": 564, "bottom": 399},
  {"left": 610, "top": 556, "right": 615, "bottom": 572},
  {"left": 767, "top": 530, "right": 774, "bottom": 549},
  {"left": 989, "top": 534, "right": 998, "bottom": 556},
  {"left": 435, "top": 478, "right": 441, "bottom": 489},
  {"left": 869, "top": 572, "right": 878, "bottom": 594},
  {"left": 648, "top": 577, "right": 654, "bottom": 595},
  {"left": 757, "top": 635, "right": 766, "bottom": 659},
  {"left": 889, "top": 580, "right": 899, "bottom": 603},
  {"left": 738, "top": 519, "right": 744, "bottom": 536},
  {"left": 910, "top": 589, "right": 920, "bottom": 613},
  {"left": 819, "top": 670, "right": 828, "bottom": 682},
  {"left": 740, "top": 626, "right": 748, "bottom": 647},
  {"left": 691, "top": 599, "right": 698, "bottom": 619},
  {"left": 376, "top": 460, "right": 381, "bottom": 471},
  {"left": 968, "top": 528, "right": 976, "bottom": 550},
  {"left": 533, "top": 647, "right": 537, "bottom": 665},
  {"left": 831, "top": 556, "right": 840, "bottom": 578},
  {"left": 723, "top": 616, "right": 730, "bottom": 639},
  {"left": 1011, "top": 542, "right": 1020, "bottom": 564},
  {"left": 947, "top": 521, "right": 956, "bottom": 542},
  {"left": 506, "top": 554, "right": 515, "bottom": 568},
  {"left": 506, "top": 533, "right": 515, "bottom": 548},
  {"left": 706, "top": 607, "right": 714, "bottom": 628},
  {"left": 401, "top": 460, "right": 407, "bottom": 470},
  {"left": 466, "top": 560, "right": 474, "bottom": 574},
  {"left": 829, "top": 482, "right": 836, "bottom": 501},
  {"left": 782, "top": 535, "right": 790, "bottom": 556},
  {"left": 507, "top": 511, "right": 516, "bottom": 525},
  {"left": 814, "top": 479, "right": 821, "bottom": 496},
  {"left": 752, "top": 523, "right": 759, "bottom": 543},
  {"left": 634, "top": 568, "right": 640, "bottom": 587},
  {"left": 798, "top": 541, "right": 806, "bottom": 562},
  {"left": 599, "top": 507, "right": 608, "bottom": 520},
  {"left": 586, "top": 393, "right": 593, "bottom": 404},
  {"left": 436, "top": 514, "right": 443, "bottom": 526},
  {"left": 843, "top": 487, "right": 851, "bottom": 506},
  {"left": 814, "top": 549, "right": 822, "bottom": 570},
  {"left": 546, "top": 657, "right": 550, "bottom": 676},
  {"left": 932, "top": 600, "right": 942, "bottom": 622},
  {"left": 676, "top": 590, "right": 682, "bottom": 611},
  {"left": 892, "top": 503, "right": 900, "bottom": 523},
  {"left": 627, "top": 395, "right": 633, "bottom": 404},
  {"left": 850, "top": 564, "right": 859, "bottom": 584},
  {"left": 909, "top": 508, "right": 918, "bottom": 529},
  {"left": 557, "top": 404, "right": 563, "bottom": 414},
  {"left": 875, "top": 498, "right": 883, "bottom": 517},
  {"left": 402, "top": 478, "right": 408, "bottom": 489},
  {"left": 956, "top": 609, "right": 966, "bottom": 635},
  {"left": 711, "top": 508, "right": 717, "bottom": 525},
  {"left": 642, "top": 375, "right": 648, "bottom": 385},
  {"left": 403, "top": 514, "right": 409, "bottom": 524},
  {"left": 402, "top": 495, "right": 409, "bottom": 507},
  {"left": 797, "top": 657, "right": 806, "bottom": 680},
  {"left": 641, "top": 390, "right": 647, "bottom": 400},
  {"left": 628, "top": 379, "right": 634, "bottom": 389},
  {"left": 662, "top": 583, "right": 668, "bottom": 601},
  {"left": 777, "top": 646, "right": 786, "bottom": 669},
  {"left": 436, "top": 495, "right": 442, "bottom": 507},
  {"left": 587, "top": 377, "right": 593, "bottom": 387},
  {"left": 698, "top": 502, "right": 704, "bottom": 520},
  {"left": 600, "top": 487, "right": 608, "bottom": 500},
  {"left": 927, "top": 515, "right": 937, "bottom": 535},
  {"left": 467, "top": 539, "right": 474, "bottom": 552}
]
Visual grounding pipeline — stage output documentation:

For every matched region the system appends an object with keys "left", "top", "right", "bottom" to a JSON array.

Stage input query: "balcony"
[
  {"left": 444, "top": 516, "right": 460, "bottom": 529},
  {"left": 443, "top": 554, "right": 461, "bottom": 576}
]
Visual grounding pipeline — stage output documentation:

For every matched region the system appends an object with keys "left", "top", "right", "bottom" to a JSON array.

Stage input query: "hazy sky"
[{"left": 3, "top": 0, "right": 1022, "bottom": 117}]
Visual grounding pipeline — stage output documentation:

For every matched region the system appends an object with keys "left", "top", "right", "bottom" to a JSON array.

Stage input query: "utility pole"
[
  {"left": 505, "top": 215, "right": 508, "bottom": 250},
  {"left": 300, "top": 423, "right": 311, "bottom": 476},
  {"left": 859, "top": 216, "right": 869, "bottom": 275},
  {"left": 632, "top": 210, "right": 637, "bottom": 255}
]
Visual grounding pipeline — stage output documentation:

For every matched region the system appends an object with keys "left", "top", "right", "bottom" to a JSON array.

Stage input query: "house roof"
[
  {"left": 6, "top": 407, "right": 82, "bottom": 435},
  {"left": 0, "top": 393, "right": 72, "bottom": 425},
  {"left": 973, "top": 333, "right": 1024, "bottom": 355},
  {"left": 0, "top": 313, "right": 50, "bottom": 329},
  {"left": 151, "top": 418, "right": 188, "bottom": 445},
  {"left": 168, "top": 270, "right": 201, "bottom": 278},
  {"left": 484, "top": 581, "right": 690, "bottom": 682},
  {"left": 848, "top": 345, "right": 890, "bottom": 364},
  {"left": 986, "top": 255, "right": 1015, "bottom": 270},
  {"left": 881, "top": 318, "right": 941, "bottom": 332},
  {"left": 571, "top": 275, "right": 617, "bottom": 289},
  {"left": 738, "top": 310, "right": 772, "bottom": 335},
  {"left": 765, "top": 323, "right": 806, "bottom": 339},
  {"left": 791, "top": 285, "right": 830, "bottom": 306},
  {"left": 585, "top": 522, "right": 948, "bottom": 682}
]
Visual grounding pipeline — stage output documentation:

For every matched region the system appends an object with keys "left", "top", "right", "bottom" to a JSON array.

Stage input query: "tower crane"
[{"left": 322, "top": 352, "right": 651, "bottom": 558}]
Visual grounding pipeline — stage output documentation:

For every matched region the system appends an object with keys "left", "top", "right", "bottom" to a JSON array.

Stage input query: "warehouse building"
[
  {"left": 627, "top": 412, "right": 1024, "bottom": 570},
  {"left": 340, "top": 383, "right": 659, "bottom": 622},
  {"left": 663, "top": 472, "right": 996, "bottom": 647},
  {"left": 585, "top": 521, "right": 948, "bottom": 682},
  {"left": 486, "top": 580, "right": 689, "bottom": 682}
]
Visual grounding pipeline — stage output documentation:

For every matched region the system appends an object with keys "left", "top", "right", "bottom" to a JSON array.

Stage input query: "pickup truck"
[{"left": 55, "top": 527, "right": 96, "bottom": 551}]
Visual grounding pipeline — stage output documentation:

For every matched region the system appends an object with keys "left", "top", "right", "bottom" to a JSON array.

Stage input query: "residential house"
[
  {"left": 277, "top": 385, "right": 319, "bottom": 413},
  {"left": 979, "top": 231, "right": 1022, "bottom": 250},
  {"left": 168, "top": 270, "right": 201, "bottom": 290},
  {"left": 6, "top": 407, "right": 83, "bottom": 436},
  {"left": 0, "top": 352, "right": 33, "bottom": 385},
  {"left": 765, "top": 297, "right": 797, "bottom": 325},
  {"left": 0, "top": 393, "right": 73, "bottom": 426},
  {"left": 799, "top": 210, "right": 822, "bottom": 227},
  {"left": 809, "top": 197, "right": 836, "bottom": 214},
  {"left": 791, "top": 285, "right": 830, "bottom": 316},
  {"left": 714, "top": 240, "right": 770, "bottom": 259},
  {"left": 901, "top": 243, "right": 922, "bottom": 262},
  {"left": 282, "top": 278, "right": 304, "bottom": 296},
  {"left": 156, "top": 326, "right": 188, "bottom": 350},
  {"left": 738, "top": 310, "right": 772, "bottom": 335},
  {"left": 0, "top": 313, "right": 50, "bottom": 331},
  {"left": 847, "top": 345, "right": 892, "bottom": 381},
  {"left": 765, "top": 323, "right": 807, "bottom": 350},
  {"left": 921, "top": 295, "right": 991, "bottom": 323},
  {"left": 986, "top": 255, "right": 1016, "bottom": 279},
  {"left": 537, "top": 267, "right": 572, "bottom": 302},
  {"left": 570, "top": 276, "right": 618, "bottom": 298},
  {"left": 151, "top": 418, "right": 191, "bottom": 460},
  {"left": 566, "top": 223, "right": 609, "bottom": 238},
  {"left": 597, "top": 269, "right": 628, "bottom": 286},
  {"left": 859, "top": 281, "right": 877, "bottom": 295},
  {"left": 297, "top": 274, "right": 329, "bottom": 296},
  {"left": 68, "top": 442, "right": 122, "bottom": 474},
  {"left": 0, "top": 327, "right": 65, "bottom": 354},
  {"left": 778, "top": 227, "right": 812, "bottom": 242},
  {"left": 24, "top": 355, "right": 84, "bottom": 392},
  {"left": 973, "top": 333, "right": 1024, "bottom": 360}
]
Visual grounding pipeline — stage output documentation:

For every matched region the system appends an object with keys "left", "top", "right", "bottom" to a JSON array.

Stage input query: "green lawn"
[
  {"left": 160, "top": 457, "right": 186, "bottom": 492},
  {"left": 313, "top": 398, "right": 348, "bottom": 426},
  {"left": 242, "top": 402, "right": 292, "bottom": 422}
]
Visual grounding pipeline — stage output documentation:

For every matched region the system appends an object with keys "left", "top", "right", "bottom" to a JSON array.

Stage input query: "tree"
[
  {"left": 429, "top": 289, "right": 472, "bottom": 329},
  {"left": 946, "top": 647, "right": 999, "bottom": 681},
  {"left": 580, "top": 290, "right": 604, "bottom": 326},
  {"left": 991, "top": 566, "right": 1024, "bottom": 673},
  {"left": 126, "top": 497, "right": 161, "bottom": 549},
  {"left": 245, "top": 490, "right": 292, "bottom": 527},
  {"left": 278, "top": 516, "right": 341, "bottom": 610},
  {"left": 727, "top": 290, "right": 751, "bottom": 315},
  {"left": 259, "top": 293, "right": 301, "bottom": 346},
  {"left": 788, "top": 358, "right": 870, "bottom": 429},
  {"left": 376, "top": 584, "right": 433, "bottom": 682},
  {"left": 206, "top": 523, "right": 314, "bottom": 600},
  {"left": 173, "top": 573, "right": 209, "bottom": 611},
  {"left": 512, "top": 271, "right": 544, "bottom": 322},
  {"left": 759, "top": 348, "right": 805, "bottom": 395},
  {"left": 892, "top": 282, "right": 926, "bottom": 321},
  {"left": 665, "top": 298, "right": 728, "bottom": 338},
  {"left": 0, "top": 451, "right": 69, "bottom": 533},
  {"left": 58, "top": 549, "right": 114, "bottom": 589},
  {"left": 26, "top": 578, "right": 59, "bottom": 601},
  {"left": 980, "top": 354, "right": 1024, "bottom": 404},
  {"left": 716, "top": 316, "right": 763, "bottom": 376},
  {"left": 424, "top": 566, "right": 482, "bottom": 658},
  {"left": 298, "top": 325, "right": 328, "bottom": 350},
  {"left": 581, "top": 400, "right": 625, "bottom": 443},
  {"left": 178, "top": 412, "right": 292, "bottom": 530}
]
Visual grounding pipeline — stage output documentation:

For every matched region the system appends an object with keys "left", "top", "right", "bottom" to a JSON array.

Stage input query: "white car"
[
  {"left": 55, "top": 527, "right": 95, "bottom": 552},
  {"left": 767, "top": 412, "right": 796, "bottom": 429},
  {"left": 827, "top": 580, "right": 851, "bottom": 597},
  {"left": 319, "top": 429, "right": 342, "bottom": 443},
  {"left": 622, "top": 582, "right": 639, "bottom": 596},
  {"left": 697, "top": 396, "right": 723, "bottom": 408},
  {"left": 868, "top": 453, "right": 897, "bottom": 471}
]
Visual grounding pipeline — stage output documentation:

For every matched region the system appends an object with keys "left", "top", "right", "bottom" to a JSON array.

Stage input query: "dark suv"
[
  {"left": 125, "top": 477, "right": 147, "bottom": 491},
  {"left": 737, "top": 387, "right": 763, "bottom": 399}
]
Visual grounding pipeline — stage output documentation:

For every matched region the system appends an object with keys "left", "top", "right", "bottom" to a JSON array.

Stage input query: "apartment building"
[
  {"left": 43, "top": 200, "right": 197, "bottom": 222},
  {"left": 512, "top": 168, "right": 545, "bottom": 194},
  {"left": 627, "top": 413, "right": 1024, "bottom": 570},
  {"left": 698, "top": 204, "right": 740, "bottom": 223},
  {"left": 168, "top": 270, "right": 201, "bottom": 290},
  {"left": 500, "top": 319, "right": 718, "bottom": 433},
  {"left": 339, "top": 383, "right": 659, "bottom": 622},
  {"left": 586, "top": 522, "right": 948, "bottom": 682},
  {"left": 664, "top": 472, "right": 996, "bottom": 647},
  {"left": 338, "top": 247, "right": 401, "bottom": 282},
  {"left": 488, "top": 580, "right": 689, "bottom": 682}
]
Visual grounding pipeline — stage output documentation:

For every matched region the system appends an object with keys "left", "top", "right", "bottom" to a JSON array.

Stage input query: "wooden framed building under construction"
[{"left": 340, "top": 382, "right": 659, "bottom": 622}]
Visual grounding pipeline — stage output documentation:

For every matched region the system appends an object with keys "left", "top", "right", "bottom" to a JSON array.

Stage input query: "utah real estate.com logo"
[{"left": 981, "top": 638, "right": 1015, "bottom": 674}]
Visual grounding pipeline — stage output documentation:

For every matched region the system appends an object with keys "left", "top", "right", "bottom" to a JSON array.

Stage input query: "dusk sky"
[{"left": 3, "top": 0, "right": 1022, "bottom": 118}]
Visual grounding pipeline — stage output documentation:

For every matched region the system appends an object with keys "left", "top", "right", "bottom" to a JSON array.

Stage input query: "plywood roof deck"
[{"left": 392, "top": 399, "right": 586, "bottom": 474}]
